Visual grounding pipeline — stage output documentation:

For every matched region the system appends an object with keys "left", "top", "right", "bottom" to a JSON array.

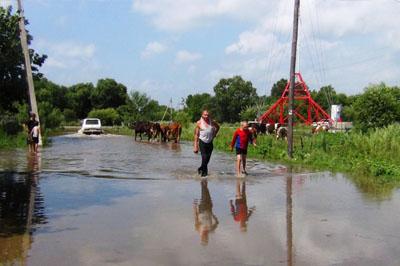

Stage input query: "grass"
[{"left": 0, "top": 130, "right": 27, "bottom": 149}]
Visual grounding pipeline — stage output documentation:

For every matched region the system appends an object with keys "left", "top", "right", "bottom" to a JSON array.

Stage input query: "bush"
[
  {"left": 39, "top": 102, "right": 65, "bottom": 129},
  {"left": 88, "top": 108, "right": 120, "bottom": 126},
  {"left": 0, "top": 113, "right": 22, "bottom": 135}
]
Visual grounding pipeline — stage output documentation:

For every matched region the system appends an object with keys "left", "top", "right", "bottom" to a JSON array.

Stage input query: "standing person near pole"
[
  {"left": 25, "top": 112, "right": 38, "bottom": 152},
  {"left": 193, "top": 110, "right": 220, "bottom": 177}
]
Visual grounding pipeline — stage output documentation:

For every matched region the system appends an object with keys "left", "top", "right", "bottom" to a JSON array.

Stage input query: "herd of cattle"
[
  {"left": 131, "top": 121, "right": 182, "bottom": 143},
  {"left": 248, "top": 122, "right": 288, "bottom": 140},
  {"left": 131, "top": 120, "right": 330, "bottom": 143},
  {"left": 249, "top": 121, "right": 331, "bottom": 140}
]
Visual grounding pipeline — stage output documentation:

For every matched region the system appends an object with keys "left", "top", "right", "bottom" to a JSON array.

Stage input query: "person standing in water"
[
  {"left": 193, "top": 110, "right": 220, "bottom": 177},
  {"left": 230, "top": 121, "right": 257, "bottom": 177},
  {"left": 25, "top": 112, "right": 38, "bottom": 153}
]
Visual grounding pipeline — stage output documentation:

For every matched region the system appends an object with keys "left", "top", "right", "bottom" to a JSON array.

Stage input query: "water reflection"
[
  {"left": 229, "top": 179, "right": 255, "bottom": 232},
  {"left": 0, "top": 154, "right": 46, "bottom": 265},
  {"left": 193, "top": 179, "right": 219, "bottom": 245},
  {"left": 286, "top": 170, "right": 294, "bottom": 266}
]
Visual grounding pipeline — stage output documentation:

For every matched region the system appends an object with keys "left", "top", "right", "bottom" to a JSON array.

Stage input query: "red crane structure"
[{"left": 258, "top": 73, "right": 332, "bottom": 125}]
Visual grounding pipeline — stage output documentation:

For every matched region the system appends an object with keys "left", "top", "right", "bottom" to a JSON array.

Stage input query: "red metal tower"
[{"left": 258, "top": 73, "right": 332, "bottom": 125}]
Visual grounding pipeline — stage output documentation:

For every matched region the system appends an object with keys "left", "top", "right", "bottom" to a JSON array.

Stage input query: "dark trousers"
[{"left": 199, "top": 140, "right": 213, "bottom": 175}]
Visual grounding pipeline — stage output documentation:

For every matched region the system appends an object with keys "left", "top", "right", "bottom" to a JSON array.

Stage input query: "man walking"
[{"left": 193, "top": 110, "right": 220, "bottom": 177}]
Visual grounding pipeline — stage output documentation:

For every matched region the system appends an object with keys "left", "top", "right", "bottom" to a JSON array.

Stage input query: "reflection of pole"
[
  {"left": 17, "top": 0, "right": 42, "bottom": 145},
  {"left": 288, "top": 0, "right": 300, "bottom": 158},
  {"left": 286, "top": 170, "right": 294, "bottom": 266}
]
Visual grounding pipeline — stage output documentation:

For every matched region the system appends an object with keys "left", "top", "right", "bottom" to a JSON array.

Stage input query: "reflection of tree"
[
  {"left": 193, "top": 180, "right": 218, "bottom": 245},
  {"left": 229, "top": 179, "right": 255, "bottom": 232},
  {"left": 0, "top": 154, "right": 46, "bottom": 265}
]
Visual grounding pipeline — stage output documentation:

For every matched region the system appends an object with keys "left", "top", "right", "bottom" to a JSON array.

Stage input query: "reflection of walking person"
[
  {"left": 230, "top": 179, "right": 255, "bottom": 232},
  {"left": 193, "top": 110, "right": 220, "bottom": 177},
  {"left": 193, "top": 180, "right": 219, "bottom": 245},
  {"left": 230, "top": 121, "right": 256, "bottom": 177}
]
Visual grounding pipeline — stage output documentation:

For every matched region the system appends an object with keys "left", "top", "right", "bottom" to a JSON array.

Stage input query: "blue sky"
[{"left": 2, "top": 0, "right": 400, "bottom": 106}]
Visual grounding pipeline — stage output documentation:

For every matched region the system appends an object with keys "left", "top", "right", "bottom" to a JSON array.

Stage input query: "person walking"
[
  {"left": 230, "top": 121, "right": 257, "bottom": 177},
  {"left": 193, "top": 110, "right": 220, "bottom": 177}
]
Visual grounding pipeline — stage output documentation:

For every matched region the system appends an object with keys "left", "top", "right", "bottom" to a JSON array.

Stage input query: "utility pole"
[
  {"left": 288, "top": 0, "right": 300, "bottom": 158},
  {"left": 16, "top": 0, "right": 41, "bottom": 145}
]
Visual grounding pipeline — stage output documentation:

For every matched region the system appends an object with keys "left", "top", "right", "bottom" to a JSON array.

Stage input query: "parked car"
[{"left": 78, "top": 118, "right": 103, "bottom": 135}]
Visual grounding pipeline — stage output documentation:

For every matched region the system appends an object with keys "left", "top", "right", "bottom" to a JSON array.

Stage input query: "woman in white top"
[{"left": 193, "top": 110, "right": 220, "bottom": 177}]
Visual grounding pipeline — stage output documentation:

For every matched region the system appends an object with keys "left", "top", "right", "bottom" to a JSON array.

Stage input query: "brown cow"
[
  {"left": 168, "top": 122, "right": 182, "bottom": 143},
  {"left": 159, "top": 124, "right": 170, "bottom": 142}
]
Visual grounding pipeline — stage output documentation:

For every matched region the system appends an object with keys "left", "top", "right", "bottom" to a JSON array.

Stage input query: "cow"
[
  {"left": 266, "top": 123, "right": 275, "bottom": 135},
  {"left": 312, "top": 124, "right": 329, "bottom": 134},
  {"left": 168, "top": 122, "right": 182, "bottom": 143},
  {"left": 150, "top": 122, "right": 162, "bottom": 141},
  {"left": 133, "top": 121, "right": 152, "bottom": 141},
  {"left": 276, "top": 126, "right": 288, "bottom": 141},
  {"left": 248, "top": 122, "right": 267, "bottom": 135},
  {"left": 159, "top": 124, "right": 170, "bottom": 142}
]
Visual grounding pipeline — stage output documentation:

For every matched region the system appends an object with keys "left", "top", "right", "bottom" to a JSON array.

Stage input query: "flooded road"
[{"left": 1, "top": 134, "right": 400, "bottom": 266}]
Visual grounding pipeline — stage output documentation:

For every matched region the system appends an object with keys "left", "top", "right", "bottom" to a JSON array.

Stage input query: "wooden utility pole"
[
  {"left": 17, "top": 0, "right": 41, "bottom": 145},
  {"left": 288, "top": 0, "right": 300, "bottom": 158}
]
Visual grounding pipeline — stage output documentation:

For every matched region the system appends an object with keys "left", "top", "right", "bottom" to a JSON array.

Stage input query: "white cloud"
[
  {"left": 0, "top": 0, "right": 12, "bottom": 8},
  {"left": 141, "top": 41, "right": 167, "bottom": 59},
  {"left": 132, "top": 0, "right": 273, "bottom": 32},
  {"left": 37, "top": 40, "right": 96, "bottom": 60},
  {"left": 32, "top": 39, "right": 101, "bottom": 85},
  {"left": 175, "top": 50, "right": 202, "bottom": 64}
]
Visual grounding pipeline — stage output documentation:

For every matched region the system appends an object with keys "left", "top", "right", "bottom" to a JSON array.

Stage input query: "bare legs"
[{"left": 236, "top": 154, "right": 247, "bottom": 177}]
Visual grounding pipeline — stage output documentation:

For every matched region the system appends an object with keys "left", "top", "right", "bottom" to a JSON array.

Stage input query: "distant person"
[
  {"left": 229, "top": 179, "right": 255, "bottom": 232},
  {"left": 31, "top": 121, "right": 40, "bottom": 153},
  {"left": 193, "top": 110, "right": 220, "bottom": 177},
  {"left": 193, "top": 179, "right": 219, "bottom": 245},
  {"left": 230, "top": 121, "right": 257, "bottom": 177},
  {"left": 25, "top": 112, "right": 38, "bottom": 152}
]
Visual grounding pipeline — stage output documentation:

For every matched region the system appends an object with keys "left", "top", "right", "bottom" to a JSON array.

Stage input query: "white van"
[{"left": 78, "top": 118, "right": 103, "bottom": 135}]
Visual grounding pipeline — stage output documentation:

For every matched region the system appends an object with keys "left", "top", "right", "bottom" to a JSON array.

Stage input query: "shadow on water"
[{"left": 0, "top": 154, "right": 46, "bottom": 265}]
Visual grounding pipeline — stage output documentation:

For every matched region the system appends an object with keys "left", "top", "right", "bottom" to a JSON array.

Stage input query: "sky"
[{"left": 2, "top": 0, "right": 400, "bottom": 106}]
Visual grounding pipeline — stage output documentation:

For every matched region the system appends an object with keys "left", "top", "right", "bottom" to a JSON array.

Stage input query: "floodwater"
[{"left": 1, "top": 134, "right": 400, "bottom": 266}]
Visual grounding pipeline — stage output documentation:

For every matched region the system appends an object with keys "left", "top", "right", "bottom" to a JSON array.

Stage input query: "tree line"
[{"left": 1, "top": 5, "right": 399, "bottom": 136}]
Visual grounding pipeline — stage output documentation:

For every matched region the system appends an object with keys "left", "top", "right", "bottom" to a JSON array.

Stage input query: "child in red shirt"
[{"left": 230, "top": 121, "right": 257, "bottom": 177}]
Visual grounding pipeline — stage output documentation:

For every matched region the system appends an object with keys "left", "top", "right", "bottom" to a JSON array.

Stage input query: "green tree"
[
  {"left": 67, "top": 83, "right": 94, "bottom": 119},
  {"left": 88, "top": 108, "right": 120, "bottom": 126},
  {"left": 270, "top": 78, "right": 287, "bottom": 99},
  {"left": 125, "top": 91, "right": 165, "bottom": 122},
  {"left": 213, "top": 76, "right": 258, "bottom": 123},
  {"left": 353, "top": 83, "right": 400, "bottom": 131},
  {"left": 184, "top": 93, "right": 212, "bottom": 122},
  {"left": 35, "top": 78, "right": 68, "bottom": 111},
  {"left": 91, "top": 79, "right": 128, "bottom": 109},
  {"left": 38, "top": 101, "right": 64, "bottom": 129},
  {"left": 0, "top": 6, "right": 46, "bottom": 111}
]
